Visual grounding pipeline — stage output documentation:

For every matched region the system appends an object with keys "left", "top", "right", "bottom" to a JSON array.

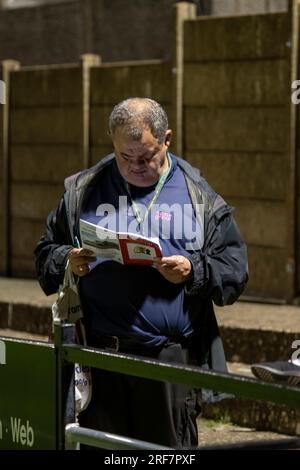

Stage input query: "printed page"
[
  {"left": 80, "top": 219, "right": 163, "bottom": 265},
  {"left": 118, "top": 232, "right": 163, "bottom": 265},
  {"left": 79, "top": 219, "right": 123, "bottom": 263}
]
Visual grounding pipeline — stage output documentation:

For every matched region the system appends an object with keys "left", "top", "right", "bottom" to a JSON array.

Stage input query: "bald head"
[{"left": 108, "top": 98, "right": 169, "bottom": 144}]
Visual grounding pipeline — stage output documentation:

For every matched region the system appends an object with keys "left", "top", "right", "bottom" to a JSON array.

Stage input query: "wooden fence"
[
  {"left": 0, "top": 2, "right": 299, "bottom": 302},
  {"left": 0, "top": 58, "right": 172, "bottom": 277},
  {"left": 183, "top": 9, "right": 297, "bottom": 301}
]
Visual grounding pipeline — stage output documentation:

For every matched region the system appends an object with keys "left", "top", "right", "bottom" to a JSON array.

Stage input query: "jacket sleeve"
[
  {"left": 186, "top": 208, "right": 249, "bottom": 306},
  {"left": 34, "top": 197, "right": 73, "bottom": 296}
]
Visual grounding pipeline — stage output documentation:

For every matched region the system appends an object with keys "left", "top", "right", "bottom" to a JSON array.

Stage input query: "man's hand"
[
  {"left": 68, "top": 248, "right": 97, "bottom": 277},
  {"left": 153, "top": 255, "right": 193, "bottom": 284}
]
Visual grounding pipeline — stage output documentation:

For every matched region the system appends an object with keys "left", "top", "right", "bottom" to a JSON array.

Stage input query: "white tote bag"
[{"left": 52, "top": 260, "right": 92, "bottom": 414}]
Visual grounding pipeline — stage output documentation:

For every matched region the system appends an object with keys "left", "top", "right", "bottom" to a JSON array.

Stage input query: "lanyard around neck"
[{"left": 125, "top": 152, "right": 172, "bottom": 229}]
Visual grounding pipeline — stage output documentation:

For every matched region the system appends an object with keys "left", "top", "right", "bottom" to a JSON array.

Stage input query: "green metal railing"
[
  {"left": 1, "top": 324, "right": 299, "bottom": 450},
  {"left": 65, "top": 423, "right": 172, "bottom": 450},
  {"left": 63, "top": 343, "right": 300, "bottom": 408},
  {"left": 56, "top": 324, "right": 300, "bottom": 450}
]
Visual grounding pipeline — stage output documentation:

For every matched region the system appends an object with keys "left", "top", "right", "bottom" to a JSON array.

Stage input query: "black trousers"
[{"left": 78, "top": 341, "right": 201, "bottom": 449}]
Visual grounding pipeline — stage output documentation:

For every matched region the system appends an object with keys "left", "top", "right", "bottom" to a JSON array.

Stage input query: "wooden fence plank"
[
  {"left": 186, "top": 151, "right": 287, "bottom": 200},
  {"left": 1, "top": 60, "right": 20, "bottom": 276},
  {"left": 91, "top": 145, "right": 114, "bottom": 165},
  {"left": 285, "top": 0, "right": 298, "bottom": 302},
  {"left": 11, "top": 145, "right": 82, "bottom": 183},
  {"left": 245, "top": 246, "right": 290, "bottom": 299},
  {"left": 11, "top": 66, "right": 81, "bottom": 107},
  {"left": 0, "top": 68, "right": 3, "bottom": 275},
  {"left": 11, "top": 219, "right": 47, "bottom": 257},
  {"left": 185, "top": 106, "right": 289, "bottom": 152},
  {"left": 184, "top": 60, "right": 289, "bottom": 106},
  {"left": 11, "top": 257, "right": 35, "bottom": 278},
  {"left": 90, "top": 105, "right": 111, "bottom": 145},
  {"left": 228, "top": 198, "right": 287, "bottom": 248},
  {"left": 184, "top": 13, "right": 289, "bottom": 62},
  {"left": 0, "top": 215, "right": 3, "bottom": 263},
  {"left": 91, "top": 63, "right": 171, "bottom": 105},
  {"left": 10, "top": 107, "right": 82, "bottom": 144},
  {"left": 298, "top": 250, "right": 300, "bottom": 293},
  {"left": 11, "top": 183, "right": 63, "bottom": 220}
]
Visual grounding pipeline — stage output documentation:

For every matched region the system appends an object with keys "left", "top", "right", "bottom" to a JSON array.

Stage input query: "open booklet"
[{"left": 79, "top": 219, "right": 163, "bottom": 266}]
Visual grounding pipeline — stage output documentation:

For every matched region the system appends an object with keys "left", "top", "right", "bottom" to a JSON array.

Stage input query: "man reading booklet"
[{"left": 35, "top": 97, "right": 248, "bottom": 449}]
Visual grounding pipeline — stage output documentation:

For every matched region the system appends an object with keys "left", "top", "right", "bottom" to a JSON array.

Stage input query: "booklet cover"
[{"left": 79, "top": 219, "right": 163, "bottom": 266}]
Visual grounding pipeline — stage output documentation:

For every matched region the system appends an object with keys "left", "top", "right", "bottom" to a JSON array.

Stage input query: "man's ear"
[{"left": 165, "top": 130, "right": 172, "bottom": 147}]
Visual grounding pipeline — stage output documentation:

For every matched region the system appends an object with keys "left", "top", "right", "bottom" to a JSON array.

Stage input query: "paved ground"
[
  {"left": 0, "top": 328, "right": 47, "bottom": 341},
  {"left": 197, "top": 418, "right": 300, "bottom": 449},
  {"left": 0, "top": 277, "right": 55, "bottom": 307},
  {"left": 214, "top": 301, "right": 300, "bottom": 333},
  {"left": 1, "top": 276, "right": 300, "bottom": 332}
]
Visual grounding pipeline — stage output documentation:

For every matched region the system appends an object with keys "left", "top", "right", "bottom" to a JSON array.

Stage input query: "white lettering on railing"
[
  {"left": 10, "top": 417, "right": 34, "bottom": 447},
  {"left": 0, "top": 81, "right": 5, "bottom": 105},
  {"left": 291, "top": 340, "right": 300, "bottom": 362},
  {"left": 0, "top": 341, "right": 6, "bottom": 365}
]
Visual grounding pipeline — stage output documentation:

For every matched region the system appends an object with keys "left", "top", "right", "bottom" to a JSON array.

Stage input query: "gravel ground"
[
  {"left": 0, "top": 329, "right": 47, "bottom": 341},
  {"left": 197, "top": 417, "right": 299, "bottom": 449},
  {"left": 215, "top": 301, "right": 300, "bottom": 333}
]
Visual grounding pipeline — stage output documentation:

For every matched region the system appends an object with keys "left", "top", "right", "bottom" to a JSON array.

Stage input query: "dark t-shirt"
[{"left": 80, "top": 155, "right": 204, "bottom": 346}]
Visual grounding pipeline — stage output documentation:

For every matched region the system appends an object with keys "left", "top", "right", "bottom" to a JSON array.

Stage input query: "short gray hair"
[{"left": 108, "top": 98, "right": 169, "bottom": 144}]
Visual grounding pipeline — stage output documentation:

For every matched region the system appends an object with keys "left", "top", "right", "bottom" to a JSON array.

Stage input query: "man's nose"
[{"left": 130, "top": 159, "right": 145, "bottom": 168}]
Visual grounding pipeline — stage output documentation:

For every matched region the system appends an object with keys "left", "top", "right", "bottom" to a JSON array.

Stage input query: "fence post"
[
  {"left": 81, "top": 54, "right": 101, "bottom": 169},
  {"left": 172, "top": 2, "right": 196, "bottom": 157},
  {"left": 1, "top": 60, "right": 20, "bottom": 276},
  {"left": 54, "top": 322, "right": 76, "bottom": 450},
  {"left": 287, "top": 0, "right": 299, "bottom": 300}
]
